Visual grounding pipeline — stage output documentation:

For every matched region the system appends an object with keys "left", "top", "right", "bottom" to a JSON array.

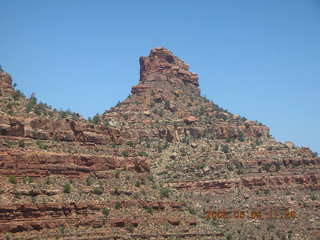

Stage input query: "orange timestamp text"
[{"left": 204, "top": 209, "right": 297, "bottom": 220}]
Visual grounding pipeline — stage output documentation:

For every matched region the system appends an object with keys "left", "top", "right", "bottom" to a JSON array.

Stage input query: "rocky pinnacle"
[{"left": 131, "top": 47, "right": 200, "bottom": 96}]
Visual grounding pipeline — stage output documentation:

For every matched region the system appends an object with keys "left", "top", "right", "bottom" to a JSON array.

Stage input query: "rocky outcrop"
[
  {"left": 131, "top": 47, "right": 200, "bottom": 97},
  {"left": 0, "top": 150, "right": 149, "bottom": 177},
  {"left": 0, "top": 48, "right": 319, "bottom": 239},
  {"left": 0, "top": 115, "right": 123, "bottom": 144},
  {"left": 0, "top": 72, "right": 13, "bottom": 90},
  {"left": 0, "top": 200, "right": 187, "bottom": 234},
  {"left": 167, "top": 173, "right": 320, "bottom": 191}
]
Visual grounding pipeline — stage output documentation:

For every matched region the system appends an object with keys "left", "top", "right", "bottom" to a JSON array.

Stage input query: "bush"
[
  {"left": 18, "top": 140, "right": 25, "bottom": 148},
  {"left": 262, "top": 163, "right": 272, "bottom": 172},
  {"left": 8, "top": 175, "right": 17, "bottom": 184},
  {"left": 222, "top": 144, "right": 229, "bottom": 153},
  {"left": 121, "top": 150, "right": 129, "bottom": 157},
  {"left": 24, "top": 176, "right": 34, "bottom": 184},
  {"left": 86, "top": 176, "right": 94, "bottom": 186},
  {"left": 264, "top": 189, "right": 270, "bottom": 194},
  {"left": 63, "top": 183, "right": 71, "bottom": 193},
  {"left": 13, "top": 90, "right": 25, "bottom": 100},
  {"left": 164, "top": 100, "right": 170, "bottom": 109},
  {"left": 126, "top": 223, "right": 135, "bottom": 232},
  {"left": 127, "top": 141, "right": 134, "bottom": 147},
  {"left": 102, "top": 208, "right": 110, "bottom": 217},
  {"left": 160, "top": 188, "right": 170, "bottom": 198},
  {"left": 135, "top": 181, "right": 141, "bottom": 188},
  {"left": 144, "top": 207, "right": 153, "bottom": 214},
  {"left": 147, "top": 175, "right": 154, "bottom": 182},
  {"left": 123, "top": 114, "right": 129, "bottom": 120},
  {"left": 138, "top": 151, "right": 148, "bottom": 157},
  {"left": 93, "top": 187, "right": 104, "bottom": 195},
  {"left": 188, "top": 207, "right": 196, "bottom": 215},
  {"left": 92, "top": 113, "right": 101, "bottom": 124},
  {"left": 36, "top": 140, "right": 48, "bottom": 150},
  {"left": 158, "top": 109, "right": 164, "bottom": 117},
  {"left": 115, "top": 201, "right": 121, "bottom": 209},
  {"left": 30, "top": 93, "right": 37, "bottom": 104},
  {"left": 115, "top": 170, "right": 121, "bottom": 179},
  {"left": 103, "top": 120, "right": 110, "bottom": 128}
]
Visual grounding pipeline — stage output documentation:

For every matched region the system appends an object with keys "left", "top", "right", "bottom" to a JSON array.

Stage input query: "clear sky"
[{"left": 1, "top": 0, "right": 319, "bottom": 153}]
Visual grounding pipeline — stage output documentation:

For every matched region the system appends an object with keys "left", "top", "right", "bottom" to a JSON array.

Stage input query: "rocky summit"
[{"left": 0, "top": 48, "right": 319, "bottom": 240}]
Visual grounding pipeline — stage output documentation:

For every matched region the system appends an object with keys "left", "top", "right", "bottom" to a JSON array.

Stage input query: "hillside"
[{"left": 0, "top": 48, "right": 319, "bottom": 240}]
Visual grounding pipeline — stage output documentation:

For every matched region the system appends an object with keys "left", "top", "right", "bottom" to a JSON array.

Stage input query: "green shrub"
[
  {"left": 115, "top": 201, "right": 121, "bottom": 209},
  {"left": 138, "top": 151, "right": 148, "bottom": 157},
  {"left": 92, "top": 113, "right": 101, "bottom": 124},
  {"left": 264, "top": 189, "right": 270, "bottom": 194},
  {"left": 103, "top": 120, "right": 110, "bottom": 128},
  {"left": 36, "top": 140, "right": 48, "bottom": 150},
  {"left": 86, "top": 176, "right": 94, "bottom": 186},
  {"left": 18, "top": 140, "right": 25, "bottom": 148},
  {"left": 160, "top": 188, "right": 170, "bottom": 198},
  {"left": 126, "top": 223, "right": 135, "bottom": 232},
  {"left": 8, "top": 175, "right": 17, "bottom": 184},
  {"left": 93, "top": 187, "right": 104, "bottom": 195},
  {"left": 188, "top": 207, "right": 196, "bottom": 215},
  {"left": 115, "top": 170, "right": 121, "bottom": 179},
  {"left": 4, "top": 139, "right": 16, "bottom": 148},
  {"left": 144, "top": 207, "right": 153, "bottom": 214},
  {"left": 147, "top": 175, "right": 154, "bottom": 182},
  {"left": 262, "top": 163, "right": 272, "bottom": 172},
  {"left": 311, "top": 193, "right": 317, "bottom": 200},
  {"left": 127, "top": 141, "right": 134, "bottom": 147},
  {"left": 24, "top": 176, "right": 34, "bottom": 184},
  {"left": 63, "top": 183, "right": 71, "bottom": 193},
  {"left": 158, "top": 109, "right": 164, "bottom": 117},
  {"left": 123, "top": 114, "right": 129, "bottom": 120},
  {"left": 238, "top": 132, "right": 245, "bottom": 142},
  {"left": 121, "top": 150, "right": 129, "bottom": 157},
  {"left": 164, "top": 100, "right": 170, "bottom": 109},
  {"left": 102, "top": 208, "right": 110, "bottom": 217},
  {"left": 222, "top": 144, "right": 229, "bottom": 153},
  {"left": 135, "top": 181, "right": 141, "bottom": 188}
]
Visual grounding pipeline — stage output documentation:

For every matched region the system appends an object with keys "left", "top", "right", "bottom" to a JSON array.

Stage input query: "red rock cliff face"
[
  {"left": 106, "top": 47, "right": 270, "bottom": 144},
  {"left": 0, "top": 72, "right": 13, "bottom": 94},
  {"left": 132, "top": 47, "right": 200, "bottom": 97},
  {"left": 1, "top": 48, "right": 319, "bottom": 239}
]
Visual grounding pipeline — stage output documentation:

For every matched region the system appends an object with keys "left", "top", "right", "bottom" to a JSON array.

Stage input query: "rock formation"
[{"left": 0, "top": 48, "right": 319, "bottom": 239}]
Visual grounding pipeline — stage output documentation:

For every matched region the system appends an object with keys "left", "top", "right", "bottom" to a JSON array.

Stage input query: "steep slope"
[
  {"left": 0, "top": 48, "right": 319, "bottom": 240},
  {"left": 0, "top": 65, "right": 218, "bottom": 239},
  {"left": 102, "top": 48, "right": 320, "bottom": 240}
]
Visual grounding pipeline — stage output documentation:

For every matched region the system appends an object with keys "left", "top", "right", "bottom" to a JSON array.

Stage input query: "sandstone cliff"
[{"left": 0, "top": 48, "right": 319, "bottom": 240}]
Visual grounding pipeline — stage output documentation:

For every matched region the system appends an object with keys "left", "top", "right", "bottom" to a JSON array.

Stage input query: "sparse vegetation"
[
  {"left": 63, "top": 183, "right": 71, "bottom": 193},
  {"left": 0, "top": 48, "right": 317, "bottom": 239},
  {"left": 115, "top": 201, "right": 122, "bottom": 209},
  {"left": 93, "top": 187, "right": 104, "bottom": 195},
  {"left": 8, "top": 175, "right": 17, "bottom": 184},
  {"left": 160, "top": 188, "right": 170, "bottom": 198},
  {"left": 102, "top": 208, "right": 110, "bottom": 217},
  {"left": 138, "top": 151, "right": 148, "bottom": 157},
  {"left": 135, "top": 181, "right": 141, "bottom": 188},
  {"left": 222, "top": 144, "right": 229, "bottom": 153},
  {"left": 121, "top": 150, "right": 129, "bottom": 157}
]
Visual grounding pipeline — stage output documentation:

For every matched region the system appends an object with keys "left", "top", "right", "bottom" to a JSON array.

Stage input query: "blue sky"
[{"left": 1, "top": 0, "right": 319, "bottom": 153}]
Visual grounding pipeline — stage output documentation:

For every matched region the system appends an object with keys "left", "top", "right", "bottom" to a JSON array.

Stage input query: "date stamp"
[{"left": 204, "top": 209, "right": 296, "bottom": 220}]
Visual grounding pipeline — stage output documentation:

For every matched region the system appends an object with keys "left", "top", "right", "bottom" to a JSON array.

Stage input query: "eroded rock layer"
[{"left": 0, "top": 48, "right": 319, "bottom": 239}]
